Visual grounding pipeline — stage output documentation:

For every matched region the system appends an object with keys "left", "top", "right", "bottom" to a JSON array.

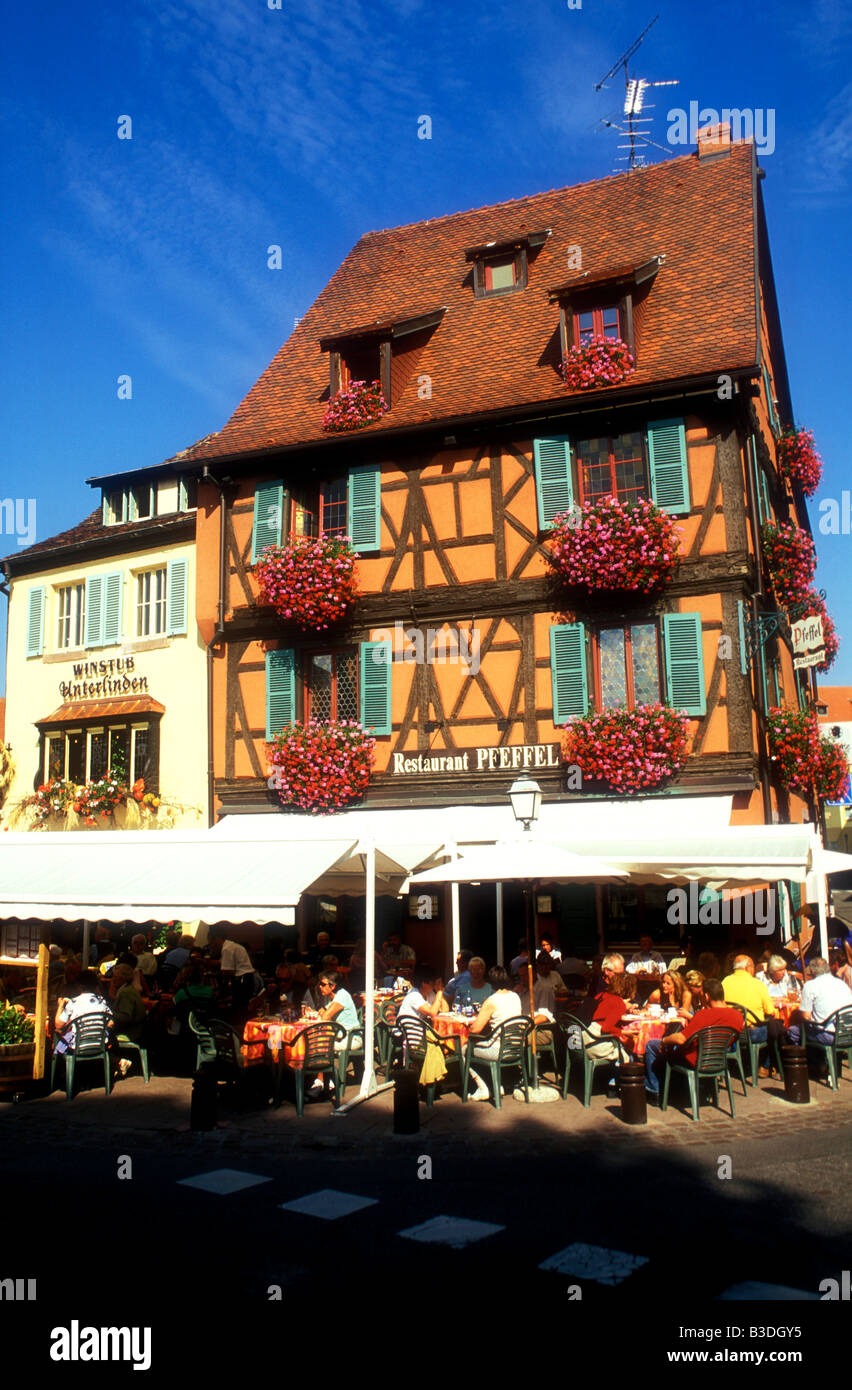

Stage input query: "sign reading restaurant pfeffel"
[
  {"left": 392, "top": 743, "right": 561, "bottom": 775},
  {"left": 58, "top": 656, "right": 150, "bottom": 700}
]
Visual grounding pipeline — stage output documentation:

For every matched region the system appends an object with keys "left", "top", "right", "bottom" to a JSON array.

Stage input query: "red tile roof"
[
  {"left": 2, "top": 508, "right": 192, "bottom": 571},
  {"left": 185, "top": 146, "right": 758, "bottom": 464}
]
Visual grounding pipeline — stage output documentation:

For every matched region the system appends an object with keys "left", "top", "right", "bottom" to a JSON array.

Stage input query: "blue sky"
[{"left": 2, "top": 0, "right": 850, "bottom": 693}]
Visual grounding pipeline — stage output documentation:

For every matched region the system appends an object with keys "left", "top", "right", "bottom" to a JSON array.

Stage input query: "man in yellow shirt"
[{"left": 722, "top": 955, "right": 776, "bottom": 1044}]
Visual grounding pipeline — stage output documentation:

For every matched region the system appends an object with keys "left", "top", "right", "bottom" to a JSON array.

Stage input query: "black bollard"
[
  {"left": 781, "top": 1045, "right": 810, "bottom": 1104},
  {"left": 618, "top": 1062, "right": 648, "bottom": 1125},
  {"left": 191, "top": 1066, "right": 217, "bottom": 1130},
  {"left": 393, "top": 1068, "right": 420, "bottom": 1134}
]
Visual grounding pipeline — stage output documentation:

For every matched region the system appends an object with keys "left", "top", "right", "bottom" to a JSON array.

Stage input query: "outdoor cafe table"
[
  {"left": 620, "top": 1012, "right": 680, "bottom": 1057},
  {"left": 773, "top": 997, "right": 800, "bottom": 1027},
  {"left": 242, "top": 1016, "right": 321, "bottom": 1068}
]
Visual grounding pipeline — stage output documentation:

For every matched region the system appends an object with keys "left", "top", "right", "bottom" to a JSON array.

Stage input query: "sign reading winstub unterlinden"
[{"left": 392, "top": 743, "right": 561, "bottom": 775}]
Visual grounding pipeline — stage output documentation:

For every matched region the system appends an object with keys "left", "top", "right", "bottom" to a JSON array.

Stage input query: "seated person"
[
  {"left": 381, "top": 933, "right": 416, "bottom": 984},
  {"left": 313, "top": 970, "right": 362, "bottom": 1092},
  {"left": 518, "top": 953, "right": 561, "bottom": 1015},
  {"left": 829, "top": 949, "right": 852, "bottom": 993},
  {"left": 173, "top": 961, "right": 216, "bottom": 1017},
  {"left": 757, "top": 953, "right": 802, "bottom": 999},
  {"left": 609, "top": 972, "right": 638, "bottom": 1006},
  {"left": 626, "top": 934, "right": 667, "bottom": 977},
  {"left": 305, "top": 931, "right": 333, "bottom": 973},
  {"left": 466, "top": 957, "right": 493, "bottom": 1007},
  {"left": 697, "top": 951, "right": 722, "bottom": 980},
  {"left": 643, "top": 978, "right": 744, "bottom": 1098},
  {"left": 509, "top": 939, "right": 529, "bottom": 979},
  {"left": 397, "top": 966, "right": 447, "bottom": 1024},
  {"left": 53, "top": 972, "right": 114, "bottom": 1056},
  {"left": 346, "top": 939, "right": 384, "bottom": 992},
  {"left": 583, "top": 976, "right": 631, "bottom": 1060},
  {"left": 443, "top": 950, "right": 473, "bottom": 1006},
  {"left": 130, "top": 934, "right": 158, "bottom": 982},
  {"left": 111, "top": 964, "right": 147, "bottom": 1071},
  {"left": 257, "top": 962, "right": 317, "bottom": 1016},
  {"left": 645, "top": 969, "right": 693, "bottom": 1018},
  {"left": 788, "top": 957, "right": 852, "bottom": 1045},
  {"left": 536, "top": 934, "right": 562, "bottom": 962},
  {"left": 722, "top": 955, "right": 776, "bottom": 1041},
  {"left": 467, "top": 967, "right": 524, "bottom": 1099},
  {"left": 555, "top": 943, "right": 591, "bottom": 985},
  {"left": 683, "top": 970, "right": 706, "bottom": 1013}
]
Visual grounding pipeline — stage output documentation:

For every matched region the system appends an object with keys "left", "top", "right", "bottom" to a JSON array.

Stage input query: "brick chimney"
[{"left": 697, "top": 123, "right": 732, "bottom": 159}]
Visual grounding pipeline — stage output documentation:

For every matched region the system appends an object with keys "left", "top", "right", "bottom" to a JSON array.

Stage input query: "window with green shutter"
[
  {"left": 534, "top": 438, "right": 574, "bottom": 528},
  {"left": 266, "top": 649, "right": 296, "bottom": 739},
  {"left": 85, "top": 576, "right": 104, "bottom": 648},
  {"left": 549, "top": 623, "right": 589, "bottom": 723},
  {"left": 101, "top": 573, "right": 123, "bottom": 646},
  {"left": 762, "top": 365, "right": 779, "bottom": 435},
  {"left": 737, "top": 599, "right": 750, "bottom": 677},
  {"left": 662, "top": 612, "right": 706, "bottom": 716},
  {"left": 359, "top": 640, "right": 392, "bottom": 734},
  {"left": 26, "top": 586, "right": 45, "bottom": 658},
  {"left": 251, "top": 482, "right": 285, "bottom": 562},
  {"left": 647, "top": 418, "right": 691, "bottom": 515},
  {"left": 347, "top": 466, "right": 381, "bottom": 553},
  {"left": 167, "top": 558, "right": 188, "bottom": 636}
]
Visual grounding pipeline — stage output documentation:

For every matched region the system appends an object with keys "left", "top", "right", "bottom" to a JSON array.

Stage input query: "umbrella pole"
[{"left": 524, "top": 885, "right": 538, "bottom": 1088}]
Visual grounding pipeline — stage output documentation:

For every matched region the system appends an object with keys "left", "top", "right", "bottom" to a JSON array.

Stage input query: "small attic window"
[{"left": 466, "top": 230, "right": 548, "bottom": 301}]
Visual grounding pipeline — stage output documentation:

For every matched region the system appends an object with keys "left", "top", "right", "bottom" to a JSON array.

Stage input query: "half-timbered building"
[{"left": 174, "top": 130, "right": 817, "bottom": 960}]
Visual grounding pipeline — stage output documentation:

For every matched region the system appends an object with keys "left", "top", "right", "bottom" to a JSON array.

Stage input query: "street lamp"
[{"left": 509, "top": 775, "right": 541, "bottom": 833}]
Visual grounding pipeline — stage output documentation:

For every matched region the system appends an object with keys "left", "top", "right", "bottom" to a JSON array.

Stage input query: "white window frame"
[
  {"left": 56, "top": 582, "right": 86, "bottom": 650},
  {"left": 136, "top": 566, "right": 167, "bottom": 637},
  {"left": 130, "top": 723, "right": 150, "bottom": 785},
  {"left": 45, "top": 733, "right": 66, "bottom": 781},
  {"left": 86, "top": 727, "right": 108, "bottom": 782}
]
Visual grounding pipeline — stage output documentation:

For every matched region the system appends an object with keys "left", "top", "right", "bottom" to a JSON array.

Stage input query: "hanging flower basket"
[
  {"left": 792, "top": 590, "right": 840, "bottom": 673},
  {"left": 256, "top": 536, "right": 358, "bottom": 630},
  {"left": 777, "top": 429, "right": 823, "bottom": 497},
  {"left": 562, "top": 703, "right": 690, "bottom": 795},
  {"left": 267, "top": 720, "right": 376, "bottom": 814},
  {"left": 767, "top": 707, "right": 849, "bottom": 802},
  {"left": 322, "top": 379, "right": 387, "bottom": 433},
  {"left": 549, "top": 495, "right": 682, "bottom": 593},
  {"left": 562, "top": 337, "right": 635, "bottom": 391},
  {"left": 761, "top": 521, "right": 816, "bottom": 607}
]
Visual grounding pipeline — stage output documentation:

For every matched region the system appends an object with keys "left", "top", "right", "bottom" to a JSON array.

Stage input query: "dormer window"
[
  {"left": 320, "top": 308, "right": 446, "bottom": 411},
  {"left": 102, "top": 483, "right": 156, "bottom": 525},
  {"left": 466, "top": 229, "right": 549, "bottom": 300},
  {"left": 576, "top": 305, "right": 622, "bottom": 346},
  {"left": 548, "top": 256, "right": 664, "bottom": 364}
]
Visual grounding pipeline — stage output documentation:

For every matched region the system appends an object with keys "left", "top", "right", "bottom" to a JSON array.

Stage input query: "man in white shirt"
[
  {"left": 788, "top": 958, "right": 852, "bottom": 1044},
  {"left": 53, "top": 973, "right": 113, "bottom": 1056},
  {"left": 626, "top": 935, "right": 666, "bottom": 977},
  {"left": 218, "top": 931, "right": 256, "bottom": 1015},
  {"left": 757, "top": 954, "right": 802, "bottom": 999}
]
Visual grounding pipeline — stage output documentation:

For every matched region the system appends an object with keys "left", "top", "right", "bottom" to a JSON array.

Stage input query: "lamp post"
[{"left": 509, "top": 776, "right": 542, "bottom": 1086}]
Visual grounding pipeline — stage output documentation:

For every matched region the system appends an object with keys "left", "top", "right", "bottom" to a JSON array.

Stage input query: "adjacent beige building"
[{"left": 1, "top": 465, "right": 207, "bottom": 830}]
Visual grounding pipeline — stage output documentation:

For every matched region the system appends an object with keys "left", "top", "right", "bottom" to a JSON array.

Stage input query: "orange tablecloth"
[
  {"left": 433, "top": 1013, "right": 472, "bottom": 1041},
  {"left": 243, "top": 1017, "right": 320, "bottom": 1068},
  {"left": 620, "top": 1016, "right": 669, "bottom": 1056},
  {"left": 774, "top": 998, "right": 800, "bottom": 1026}
]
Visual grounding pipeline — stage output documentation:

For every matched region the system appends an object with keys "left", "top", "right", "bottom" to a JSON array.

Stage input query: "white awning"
[{"left": 0, "top": 830, "right": 358, "bottom": 926}]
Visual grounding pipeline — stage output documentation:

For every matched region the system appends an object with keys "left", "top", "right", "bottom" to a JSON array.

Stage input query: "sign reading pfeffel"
[
  {"left": 792, "top": 615, "right": 825, "bottom": 671},
  {"left": 392, "top": 743, "right": 561, "bottom": 775}
]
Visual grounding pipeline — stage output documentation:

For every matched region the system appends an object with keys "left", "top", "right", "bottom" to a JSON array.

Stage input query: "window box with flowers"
[
  {"left": 561, "top": 703, "right": 691, "bottom": 795},
  {"left": 767, "top": 707, "right": 849, "bottom": 802},
  {"left": 15, "top": 773, "right": 163, "bottom": 830},
  {"left": 256, "top": 536, "right": 359, "bottom": 630},
  {"left": 761, "top": 521, "right": 816, "bottom": 608},
  {"left": 777, "top": 429, "right": 823, "bottom": 497},
  {"left": 562, "top": 336, "right": 635, "bottom": 391},
  {"left": 549, "top": 495, "right": 682, "bottom": 593},
  {"left": 267, "top": 720, "right": 376, "bottom": 813},
  {"left": 322, "top": 379, "right": 387, "bottom": 433}
]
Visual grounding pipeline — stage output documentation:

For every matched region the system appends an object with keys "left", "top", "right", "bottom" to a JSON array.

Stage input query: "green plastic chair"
[
  {"left": 274, "top": 1021, "right": 344, "bottom": 1114},
  {"left": 727, "top": 1002, "right": 779, "bottom": 1084},
  {"left": 527, "top": 1021, "right": 562, "bottom": 1084},
  {"left": 117, "top": 1037, "right": 150, "bottom": 1083},
  {"left": 50, "top": 1012, "right": 113, "bottom": 1100},
  {"left": 660, "top": 1024, "right": 741, "bottom": 1121},
  {"left": 335, "top": 1015, "right": 365, "bottom": 1095},
  {"left": 462, "top": 1018, "right": 532, "bottom": 1109},
  {"left": 801, "top": 1005, "right": 852, "bottom": 1090},
  {"left": 394, "top": 1015, "right": 462, "bottom": 1105},
  {"left": 375, "top": 996, "right": 403, "bottom": 1072},
  {"left": 188, "top": 1010, "right": 218, "bottom": 1071},
  {"left": 560, "top": 1012, "right": 629, "bottom": 1107}
]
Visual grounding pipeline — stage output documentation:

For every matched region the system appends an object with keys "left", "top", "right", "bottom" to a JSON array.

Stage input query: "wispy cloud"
[{"left": 785, "top": 80, "right": 852, "bottom": 201}]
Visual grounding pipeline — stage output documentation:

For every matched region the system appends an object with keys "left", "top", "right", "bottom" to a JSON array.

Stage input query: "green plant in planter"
[{"left": 0, "top": 1004, "right": 35, "bottom": 1045}]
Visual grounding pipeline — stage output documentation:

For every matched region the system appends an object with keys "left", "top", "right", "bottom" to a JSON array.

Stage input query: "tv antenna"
[{"left": 595, "top": 16, "right": 679, "bottom": 171}]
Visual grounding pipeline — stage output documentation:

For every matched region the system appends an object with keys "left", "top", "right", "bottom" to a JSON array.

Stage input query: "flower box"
[
  {"left": 767, "top": 707, "right": 849, "bottom": 802},
  {"left": 777, "top": 429, "right": 822, "bottom": 497},
  {"left": 267, "top": 720, "right": 375, "bottom": 813},
  {"left": 322, "top": 380, "right": 387, "bottom": 433},
  {"left": 562, "top": 703, "right": 690, "bottom": 794},
  {"left": 562, "top": 337, "right": 635, "bottom": 391},
  {"left": 761, "top": 522, "right": 816, "bottom": 608},
  {"left": 256, "top": 536, "right": 358, "bottom": 630},
  {"left": 548, "top": 495, "right": 682, "bottom": 593}
]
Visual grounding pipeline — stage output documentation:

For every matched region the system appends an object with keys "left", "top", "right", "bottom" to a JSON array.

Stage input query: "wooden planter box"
[{"left": 0, "top": 1041, "right": 36, "bottom": 1080}]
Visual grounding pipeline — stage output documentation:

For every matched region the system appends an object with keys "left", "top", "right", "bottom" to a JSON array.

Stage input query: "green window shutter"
[
  {"left": 647, "top": 418, "right": 691, "bottom": 515},
  {"left": 737, "top": 600, "right": 749, "bottom": 677},
  {"left": 85, "top": 575, "right": 104, "bottom": 648},
  {"left": 663, "top": 612, "right": 706, "bottom": 716},
  {"left": 26, "top": 586, "right": 45, "bottom": 658},
  {"left": 167, "top": 558, "right": 188, "bottom": 636},
  {"left": 533, "top": 438, "right": 574, "bottom": 529},
  {"left": 348, "top": 465, "right": 381, "bottom": 553},
  {"left": 101, "top": 572, "right": 123, "bottom": 646},
  {"left": 178, "top": 478, "right": 187, "bottom": 512},
  {"left": 359, "top": 640, "right": 392, "bottom": 735},
  {"left": 251, "top": 482, "right": 284, "bottom": 563},
  {"left": 266, "top": 649, "right": 296, "bottom": 740},
  {"left": 762, "top": 365, "right": 778, "bottom": 434},
  {"left": 549, "top": 623, "right": 588, "bottom": 724},
  {"left": 127, "top": 488, "right": 138, "bottom": 522},
  {"left": 101, "top": 491, "right": 109, "bottom": 526}
]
